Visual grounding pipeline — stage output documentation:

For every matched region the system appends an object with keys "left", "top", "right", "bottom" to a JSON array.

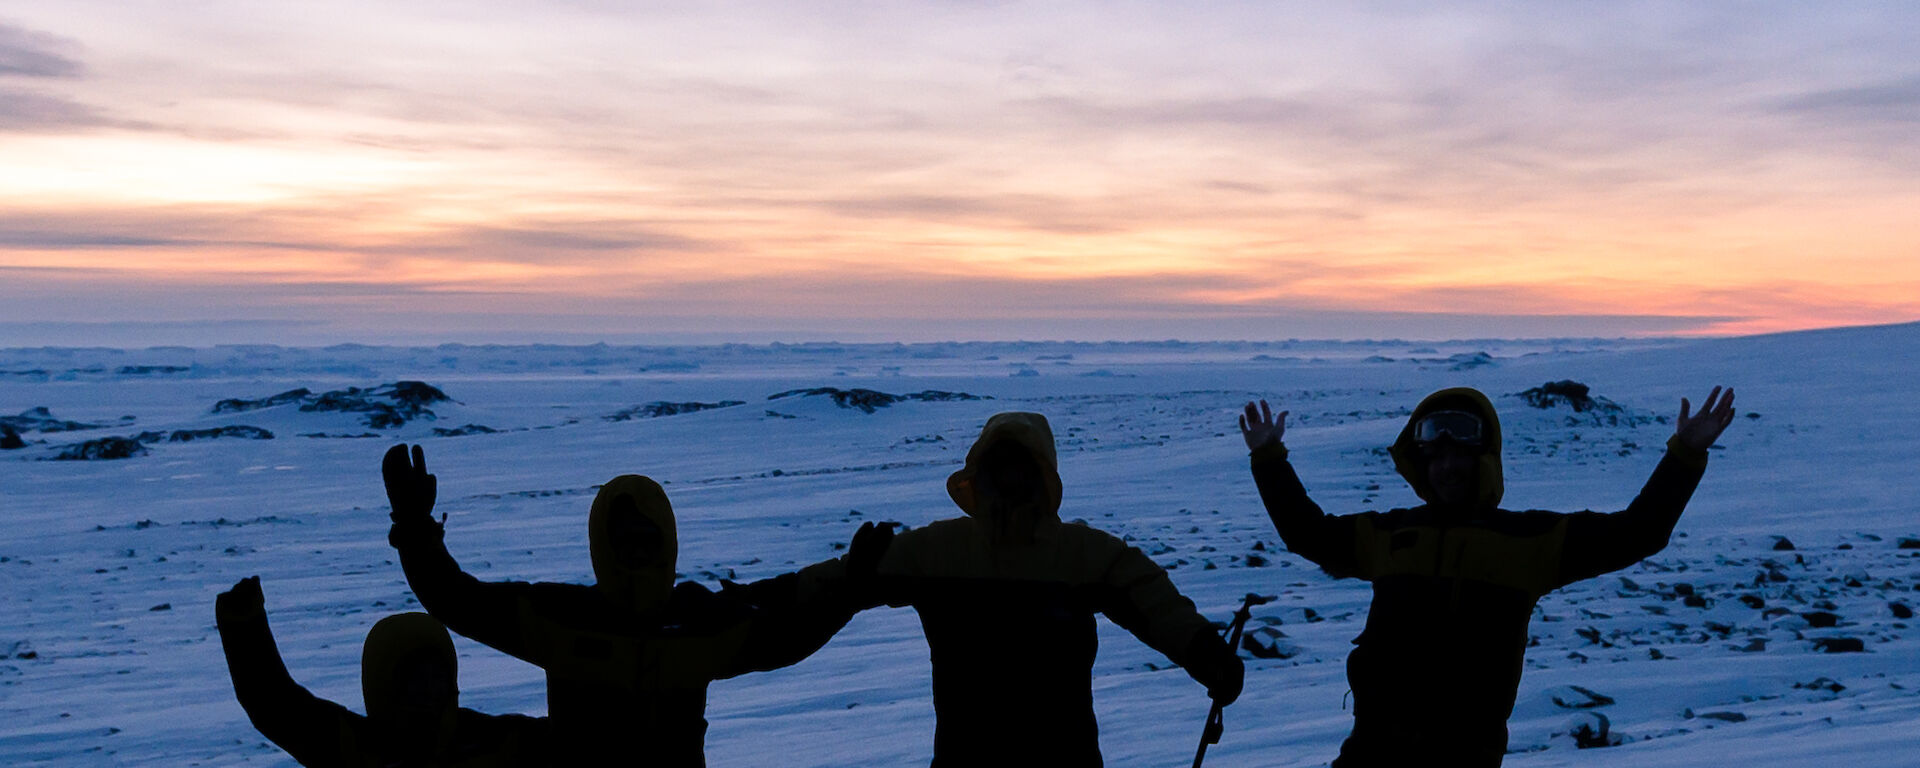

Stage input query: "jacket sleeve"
[
  {"left": 713, "top": 567, "right": 860, "bottom": 677},
  {"left": 1250, "top": 442, "right": 1366, "bottom": 578},
  {"left": 1556, "top": 435, "right": 1710, "bottom": 586},
  {"left": 391, "top": 522, "right": 545, "bottom": 665},
  {"left": 215, "top": 601, "right": 355, "bottom": 767},
  {"left": 1094, "top": 538, "right": 1218, "bottom": 682}
]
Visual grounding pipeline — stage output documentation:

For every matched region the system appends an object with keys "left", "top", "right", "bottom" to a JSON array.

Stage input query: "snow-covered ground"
[{"left": 2, "top": 325, "right": 1916, "bottom": 766}]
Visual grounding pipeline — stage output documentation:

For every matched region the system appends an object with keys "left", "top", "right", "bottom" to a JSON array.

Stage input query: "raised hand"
[
  {"left": 216, "top": 575, "right": 264, "bottom": 616},
  {"left": 1239, "top": 400, "right": 1288, "bottom": 451},
  {"left": 848, "top": 521, "right": 899, "bottom": 582},
  {"left": 382, "top": 444, "right": 438, "bottom": 526},
  {"left": 1674, "top": 386, "right": 1736, "bottom": 452}
]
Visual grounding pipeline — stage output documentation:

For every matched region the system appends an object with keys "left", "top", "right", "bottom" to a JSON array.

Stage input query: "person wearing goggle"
[{"left": 1238, "top": 385, "right": 1736, "bottom": 767}]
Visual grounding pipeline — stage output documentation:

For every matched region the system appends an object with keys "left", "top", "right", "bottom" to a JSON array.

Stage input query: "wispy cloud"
[{"left": 1, "top": 3, "right": 1917, "bottom": 342}]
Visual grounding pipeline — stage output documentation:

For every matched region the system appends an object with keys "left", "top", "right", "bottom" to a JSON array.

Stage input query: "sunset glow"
[{"left": 3, "top": 3, "right": 1917, "bottom": 344}]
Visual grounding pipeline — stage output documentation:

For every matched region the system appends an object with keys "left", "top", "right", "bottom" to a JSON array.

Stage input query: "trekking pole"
[{"left": 1192, "top": 592, "right": 1273, "bottom": 768}]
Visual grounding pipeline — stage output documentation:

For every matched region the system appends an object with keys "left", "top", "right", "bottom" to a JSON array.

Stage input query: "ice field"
[{"left": 3, "top": 322, "right": 1918, "bottom": 766}]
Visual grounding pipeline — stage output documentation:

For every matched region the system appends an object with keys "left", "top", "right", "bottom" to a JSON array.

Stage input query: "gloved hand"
[
  {"left": 216, "top": 575, "right": 265, "bottom": 619},
  {"left": 383, "top": 444, "right": 442, "bottom": 546},
  {"left": 847, "top": 521, "right": 898, "bottom": 583},
  {"left": 1186, "top": 628, "right": 1245, "bottom": 706}
]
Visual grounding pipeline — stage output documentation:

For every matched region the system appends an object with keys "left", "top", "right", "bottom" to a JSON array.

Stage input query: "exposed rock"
[
  {"left": 1516, "top": 381, "right": 1605, "bottom": 411},
  {"left": 212, "top": 388, "right": 311, "bottom": 413},
  {"left": 212, "top": 381, "right": 450, "bottom": 428},
  {"left": 1445, "top": 351, "right": 1495, "bottom": 370},
  {"left": 1689, "top": 710, "right": 1747, "bottom": 723},
  {"left": 766, "top": 387, "right": 989, "bottom": 414},
  {"left": 1547, "top": 685, "right": 1616, "bottom": 709},
  {"left": 115, "top": 365, "right": 189, "bottom": 376},
  {"left": 1897, "top": 537, "right": 1920, "bottom": 550},
  {"left": 1794, "top": 677, "right": 1846, "bottom": 693},
  {"left": 1240, "top": 627, "right": 1301, "bottom": 659},
  {"left": 0, "top": 425, "right": 23, "bottom": 450},
  {"left": 2, "top": 406, "right": 105, "bottom": 433},
  {"left": 132, "top": 426, "right": 275, "bottom": 443},
  {"left": 53, "top": 436, "right": 149, "bottom": 460},
  {"left": 1801, "top": 611, "right": 1841, "bottom": 628},
  {"left": 432, "top": 424, "right": 498, "bottom": 437},
  {"left": 1891, "top": 602, "right": 1914, "bottom": 620},
  {"left": 604, "top": 401, "right": 745, "bottom": 421},
  {"left": 1772, "top": 536, "right": 1796, "bottom": 551},
  {"left": 1563, "top": 712, "right": 1620, "bottom": 749},
  {"left": 1511, "top": 381, "right": 1657, "bottom": 427},
  {"left": 1812, "top": 637, "right": 1866, "bottom": 653}
]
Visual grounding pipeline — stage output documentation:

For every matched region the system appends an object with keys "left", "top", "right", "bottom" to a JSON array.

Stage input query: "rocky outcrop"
[
  {"left": 53, "top": 437, "right": 149, "bottom": 461},
  {"left": 765, "top": 388, "right": 989, "bottom": 414},
  {"left": 211, "top": 381, "right": 451, "bottom": 428},
  {"left": 1, "top": 406, "right": 105, "bottom": 433},
  {"left": 212, "top": 388, "right": 311, "bottom": 413},
  {"left": 604, "top": 401, "right": 745, "bottom": 421}
]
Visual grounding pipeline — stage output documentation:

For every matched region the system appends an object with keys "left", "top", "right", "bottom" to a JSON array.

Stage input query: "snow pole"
[{"left": 1192, "top": 592, "right": 1272, "bottom": 768}]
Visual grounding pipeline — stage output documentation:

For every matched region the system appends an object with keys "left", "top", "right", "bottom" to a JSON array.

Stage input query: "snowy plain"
[{"left": 2, "top": 323, "right": 1918, "bottom": 766}]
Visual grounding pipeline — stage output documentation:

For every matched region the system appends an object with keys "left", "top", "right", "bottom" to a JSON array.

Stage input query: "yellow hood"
[
  {"left": 1388, "top": 387, "right": 1505, "bottom": 510},
  {"left": 588, "top": 475, "right": 678, "bottom": 615},
  {"left": 947, "top": 411, "right": 1065, "bottom": 519},
  {"left": 360, "top": 612, "right": 457, "bottom": 723}
]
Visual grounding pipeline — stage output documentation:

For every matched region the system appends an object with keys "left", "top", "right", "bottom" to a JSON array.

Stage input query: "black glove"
[
  {"left": 216, "top": 575, "right": 265, "bottom": 620},
  {"left": 1186, "top": 628, "right": 1244, "bottom": 706},
  {"left": 383, "top": 444, "right": 442, "bottom": 546},
  {"left": 847, "top": 522, "right": 898, "bottom": 582}
]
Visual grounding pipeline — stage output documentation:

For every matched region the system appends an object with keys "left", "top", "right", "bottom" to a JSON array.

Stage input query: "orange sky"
[{"left": 2, "top": 3, "right": 1917, "bottom": 343}]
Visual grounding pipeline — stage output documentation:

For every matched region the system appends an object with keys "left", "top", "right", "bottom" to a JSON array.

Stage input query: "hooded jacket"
[
  {"left": 391, "top": 475, "right": 854, "bottom": 767},
  {"left": 831, "top": 412, "right": 1223, "bottom": 767},
  {"left": 216, "top": 603, "right": 549, "bottom": 767},
  {"left": 1249, "top": 388, "right": 1709, "bottom": 767}
]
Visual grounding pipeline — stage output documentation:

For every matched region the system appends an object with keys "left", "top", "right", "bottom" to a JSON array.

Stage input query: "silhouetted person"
[
  {"left": 215, "top": 576, "right": 550, "bottom": 767},
  {"left": 382, "top": 445, "right": 864, "bottom": 767},
  {"left": 802, "top": 412, "right": 1243, "bottom": 767},
  {"left": 1239, "top": 386, "right": 1736, "bottom": 766}
]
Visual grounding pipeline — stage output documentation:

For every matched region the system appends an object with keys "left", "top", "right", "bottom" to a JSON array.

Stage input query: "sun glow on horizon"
[{"left": 3, "top": 3, "right": 1918, "bottom": 343}]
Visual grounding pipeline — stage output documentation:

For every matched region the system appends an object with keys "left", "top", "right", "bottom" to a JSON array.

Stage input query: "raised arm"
[
  {"left": 215, "top": 576, "right": 354, "bottom": 767},
  {"left": 1242, "top": 400, "right": 1365, "bottom": 577},
  {"left": 718, "top": 522, "right": 896, "bottom": 676},
  {"left": 1558, "top": 386, "right": 1733, "bottom": 585},
  {"left": 384, "top": 444, "right": 543, "bottom": 664},
  {"left": 1095, "top": 541, "right": 1243, "bottom": 705}
]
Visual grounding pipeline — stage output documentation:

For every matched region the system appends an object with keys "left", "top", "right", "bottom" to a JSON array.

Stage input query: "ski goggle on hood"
[
  {"left": 588, "top": 475, "right": 678, "bottom": 616},
  {"left": 1411, "top": 410, "right": 1486, "bottom": 447}
]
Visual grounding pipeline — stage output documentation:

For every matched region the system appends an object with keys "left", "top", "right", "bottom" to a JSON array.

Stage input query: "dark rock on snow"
[
  {"left": 212, "top": 381, "right": 450, "bottom": 428},
  {"left": 604, "top": 401, "right": 745, "bottom": 421},
  {"left": 212, "top": 388, "right": 311, "bottom": 413},
  {"left": 0, "top": 424, "right": 23, "bottom": 450},
  {"left": 1812, "top": 637, "right": 1866, "bottom": 653},
  {"left": 53, "top": 437, "right": 149, "bottom": 461},
  {"left": 766, "top": 387, "right": 989, "bottom": 414},
  {"left": 2, "top": 406, "right": 106, "bottom": 433},
  {"left": 432, "top": 424, "right": 498, "bottom": 437},
  {"left": 133, "top": 426, "right": 275, "bottom": 443},
  {"left": 1240, "top": 626, "right": 1301, "bottom": 659},
  {"left": 1547, "top": 685, "right": 1616, "bottom": 709}
]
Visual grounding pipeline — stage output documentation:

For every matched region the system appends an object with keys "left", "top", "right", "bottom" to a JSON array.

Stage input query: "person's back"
[
  {"left": 862, "top": 412, "right": 1242, "bottom": 767},
  {"left": 383, "top": 446, "right": 856, "bottom": 766}
]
